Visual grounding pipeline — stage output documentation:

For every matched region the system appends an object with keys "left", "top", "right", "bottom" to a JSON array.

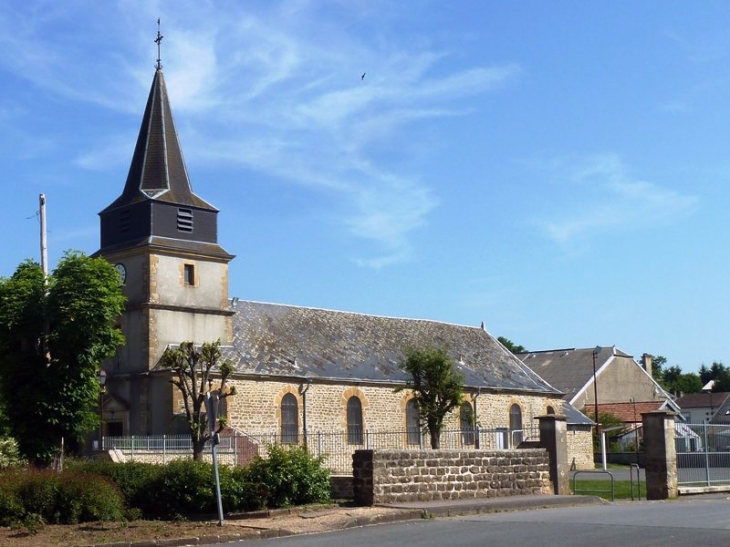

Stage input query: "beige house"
[
  {"left": 518, "top": 347, "right": 676, "bottom": 414},
  {"left": 96, "top": 62, "right": 566, "bottom": 462},
  {"left": 517, "top": 347, "right": 679, "bottom": 469}
]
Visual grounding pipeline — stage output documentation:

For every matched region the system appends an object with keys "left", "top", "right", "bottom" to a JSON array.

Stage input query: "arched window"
[
  {"left": 347, "top": 396, "right": 363, "bottom": 445},
  {"left": 281, "top": 393, "right": 299, "bottom": 444},
  {"left": 509, "top": 403, "right": 523, "bottom": 447},
  {"left": 460, "top": 402, "right": 475, "bottom": 445},
  {"left": 547, "top": 405, "right": 556, "bottom": 415},
  {"left": 406, "top": 399, "right": 421, "bottom": 445}
]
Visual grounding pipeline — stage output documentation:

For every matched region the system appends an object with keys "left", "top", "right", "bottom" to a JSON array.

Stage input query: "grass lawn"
[{"left": 572, "top": 479, "right": 645, "bottom": 500}]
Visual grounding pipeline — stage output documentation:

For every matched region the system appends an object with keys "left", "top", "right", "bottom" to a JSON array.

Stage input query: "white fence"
[{"left": 103, "top": 426, "right": 540, "bottom": 475}]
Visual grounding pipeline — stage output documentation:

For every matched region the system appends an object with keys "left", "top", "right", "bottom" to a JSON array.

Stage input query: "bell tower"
[{"left": 97, "top": 28, "right": 234, "bottom": 434}]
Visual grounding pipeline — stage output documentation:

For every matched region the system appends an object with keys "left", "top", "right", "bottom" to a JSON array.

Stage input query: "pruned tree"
[
  {"left": 396, "top": 345, "right": 464, "bottom": 449},
  {"left": 160, "top": 340, "right": 236, "bottom": 461},
  {"left": 0, "top": 252, "right": 125, "bottom": 466}
]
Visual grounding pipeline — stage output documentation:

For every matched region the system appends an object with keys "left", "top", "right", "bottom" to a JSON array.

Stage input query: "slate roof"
[
  {"left": 675, "top": 392, "right": 730, "bottom": 409},
  {"left": 101, "top": 68, "right": 216, "bottom": 213},
  {"left": 562, "top": 402, "right": 595, "bottom": 426},
  {"left": 518, "top": 346, "right": 633, "bottom": 403},
  {"left": 223, "top": 300, "right": 562, "bottom": 395},
  {"left": 99, "top": 236, "right": 233, "bottom": 261}
]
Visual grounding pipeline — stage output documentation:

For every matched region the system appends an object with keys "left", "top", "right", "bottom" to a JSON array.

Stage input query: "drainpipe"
[
  {"left": 472, "top": 387, "right": 481, "bottom": 449},
  {"left": 299, "top": 378, "right": 312, "bottom": 446}
]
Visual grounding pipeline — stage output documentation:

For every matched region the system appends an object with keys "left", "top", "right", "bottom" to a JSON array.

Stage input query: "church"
[{"left": 95, "top": 50, "right": 574, "bottom": 461}]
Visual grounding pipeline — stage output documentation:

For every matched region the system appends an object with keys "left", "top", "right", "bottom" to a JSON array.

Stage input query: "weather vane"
[{"left": 155, "top": 18, "right": 163, "bottom": 70}]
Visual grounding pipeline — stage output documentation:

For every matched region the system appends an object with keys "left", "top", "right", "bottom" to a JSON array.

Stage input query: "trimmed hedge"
[
  {"left": 0, "top": 468, "right": 124, "bottom": 526},
  {"left": 1, "top": 445, "right": 332, "bottom": 522}
]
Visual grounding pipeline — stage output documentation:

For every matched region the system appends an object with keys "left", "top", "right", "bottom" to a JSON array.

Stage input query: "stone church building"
[{"left": 95, "top": 61, "right": 573, "bottom": 458}]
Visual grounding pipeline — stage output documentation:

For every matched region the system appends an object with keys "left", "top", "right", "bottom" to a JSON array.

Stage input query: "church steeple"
[
  {"left": 98, "top": 61, "right": 231, "bottom": 259},
  {"left": 103, "top": 67, "right": 215, "bottom": 212}
]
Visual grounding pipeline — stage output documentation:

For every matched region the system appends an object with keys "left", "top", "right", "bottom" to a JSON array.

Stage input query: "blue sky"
[{"left": 1, "top": 1, "right": 728, "bottom": 373}]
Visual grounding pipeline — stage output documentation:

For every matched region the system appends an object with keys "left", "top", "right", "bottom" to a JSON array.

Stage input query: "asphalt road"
[{"left": 248, "top": 495, "right": 730, "bottom": 547}]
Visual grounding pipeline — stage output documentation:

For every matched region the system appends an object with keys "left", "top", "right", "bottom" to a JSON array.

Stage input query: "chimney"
[{"left": 642, "top": 353, "right": 653, "bottom": 376}]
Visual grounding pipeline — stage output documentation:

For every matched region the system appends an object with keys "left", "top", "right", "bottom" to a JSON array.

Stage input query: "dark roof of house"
[
  {"left": 675, "top": 392, "right": 730, "bottom": 409},
  {"left": 101, "top": 68, "right": 216, "bottom": 213},
  {"left": 517, "top": 346, "right": 633, "bottom": 402},
  {"left": 562, "top": 402, "right": 595, "bottom": 426},
  {"left": 223, "top": 300, "right": 562, "bottom": 395}
]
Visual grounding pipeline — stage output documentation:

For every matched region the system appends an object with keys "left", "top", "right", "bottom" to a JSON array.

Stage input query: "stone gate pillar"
[
  {"left": 642, "top": 411, "right": 678, "bottom": 500},
  {"left": 537, "top": 414, "right": 569, "bottom": 495}
]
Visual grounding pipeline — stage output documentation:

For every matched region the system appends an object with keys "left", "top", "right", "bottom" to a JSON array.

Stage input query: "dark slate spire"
[
  {"left": 97, "top": 63, "right": 232, "bottom": 260},
  {"left": 102, "top": 68, "right": 215, "bottom": 212}
]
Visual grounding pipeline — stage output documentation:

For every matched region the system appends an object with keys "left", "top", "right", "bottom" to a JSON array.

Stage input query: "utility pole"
[{"left": 39, "top": 194, "right": 48, "bottom": 276}]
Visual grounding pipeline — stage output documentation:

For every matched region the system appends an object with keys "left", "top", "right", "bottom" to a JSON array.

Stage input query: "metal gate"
[{"left": 675, "top": 422, "right": 730, "bottom": 487}]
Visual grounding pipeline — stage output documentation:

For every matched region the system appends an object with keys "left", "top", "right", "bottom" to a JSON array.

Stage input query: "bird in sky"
[{"left": 361, "top": 72, "right": 366, "bottom": 80}]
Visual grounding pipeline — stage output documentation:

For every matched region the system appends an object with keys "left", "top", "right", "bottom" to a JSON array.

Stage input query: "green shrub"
[
  {"left": 143, "top": 459, "right": 216, "bottom": 517},
  {"left": 242, "top": 445, "right": 331, "bottom": 508},
  {"left": 55, "top": 472, "right": 125, "bottom": 523},
  {"left": 68, "top": 459, "right": 162, "bottom": 511},
  {"left": 0, "top": 436, "right": 24, "bottom": 468},
  {"left": 0, "top": 469, "right": 25, "bottom": 526},
  {"left": 0, "top": 468, "right": 124, "bottom": 525},
  {"left": 222, "top": 465, "right": 267, "bottom": 512}
]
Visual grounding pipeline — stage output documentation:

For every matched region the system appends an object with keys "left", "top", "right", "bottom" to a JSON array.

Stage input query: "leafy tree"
[
  {"left": 0, "top": 252, "right": 125, "bottom": 466},
  {"left": 662, "top": 365, "right": 702, "bottom": 395},
  {"left": 395, "top": 346, "right": 464, "bottom": 449},
  {"left": 699, "top": 362, "right": 730, "bottom": 392},
  {"left": 588, "top": 411, "right": 627, "bottom": 452},
  {"left": 159, "top": 340, "right": 236, "bottom": 461},
  {"left": 497, "top": 336, "right": 527, "bottom": 354}
]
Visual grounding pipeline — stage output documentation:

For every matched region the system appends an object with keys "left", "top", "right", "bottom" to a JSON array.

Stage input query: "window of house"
[
  {"left": 406, "top": 399, "right": 421, "bottom": 445},
  {"left": 460, "top": 402, "right": 475, "bottom": 446},
  {"left": 347, "top": 396, "right": 363, "bottom": 445},
  {"left": 509, "top": 403, "right": 523, "bottom": 447},
  {"left": 547, "top": 405, "right": 556, "bottom": 415},
  {"left": 281, "top": 393, "right": 299, "bottom": 444},
  {"left": 184, "top": 264, "right": 195, "bottom": 286}
]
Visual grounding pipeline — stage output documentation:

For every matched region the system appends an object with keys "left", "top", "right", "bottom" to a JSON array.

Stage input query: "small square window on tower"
[{"left": 184, "top": 264, "right": 195, "bottom": 286}]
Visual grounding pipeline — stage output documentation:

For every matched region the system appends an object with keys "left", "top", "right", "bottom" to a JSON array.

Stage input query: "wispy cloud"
[
  {"left": 537, "top": 154, "right": 699, "bottom": 246},
  {"left": 0, "top": 1, "right": 519, "bottom": 268}
]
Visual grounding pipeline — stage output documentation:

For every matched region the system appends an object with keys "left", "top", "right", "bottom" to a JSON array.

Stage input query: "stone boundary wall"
[
  {"left": 353, "top": 448, "right": 551, "bottom": 505},
  {"left": 100, "top": 450, "right": 242, "bottom": 466}
]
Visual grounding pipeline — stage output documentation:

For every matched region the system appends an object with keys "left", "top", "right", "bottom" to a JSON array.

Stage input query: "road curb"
[{"left": 86, "top": 496, "right": 604, "bottom": 546}]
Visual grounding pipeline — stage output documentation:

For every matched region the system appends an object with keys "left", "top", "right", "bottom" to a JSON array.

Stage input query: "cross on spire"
[{"left": 155, "top": 18, "right": 163, "bottom": 70}]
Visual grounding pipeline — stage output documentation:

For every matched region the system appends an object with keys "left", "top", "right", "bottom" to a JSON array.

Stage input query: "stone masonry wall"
[
  {"left": 567, "top": 427, "right": 594, "bottom": 470},
  {"left": 226, "top": 378, "right": 558, "bottom": 435},
  {"left": 353, "top": 449, "right": 551, "bottom": 505}
]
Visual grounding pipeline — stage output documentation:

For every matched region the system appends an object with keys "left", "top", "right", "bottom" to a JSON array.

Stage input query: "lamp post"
[
  {"left": 98, "top": 370, "right": 107, "bottom": 451},
  {"left": 592, "top": 346, "right": 601, "bottom": 433}
]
